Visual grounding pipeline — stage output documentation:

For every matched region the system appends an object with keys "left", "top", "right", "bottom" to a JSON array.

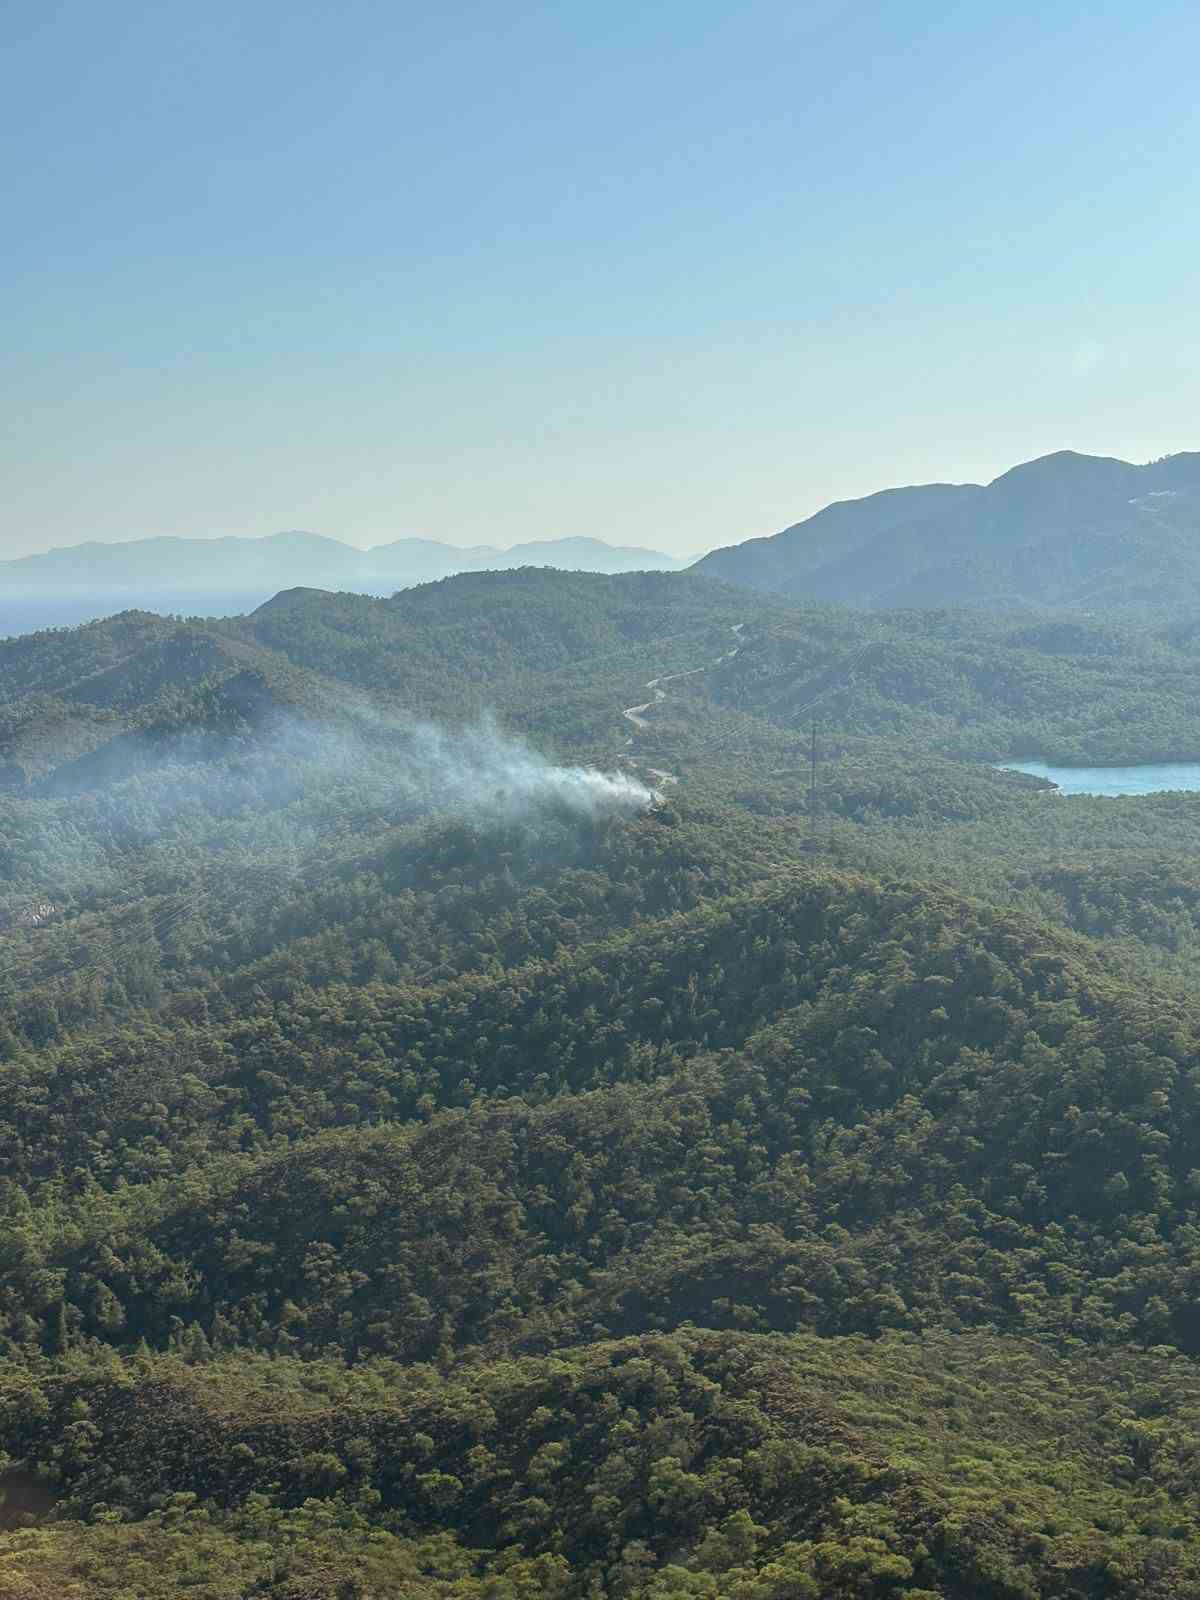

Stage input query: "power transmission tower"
[{"left": 804, "top": 720, "right": 820, "bottom": 852}]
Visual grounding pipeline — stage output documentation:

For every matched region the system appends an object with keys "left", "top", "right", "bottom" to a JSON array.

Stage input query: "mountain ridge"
[
  {"left": 0, "top": 529, "right": 684, "bottom": 594},
  {"left": 694, "top": 448, "right": 1200, "bottom": 616},
  {"left": 0, "top": 531, "right": 689, "bottom": 636}
]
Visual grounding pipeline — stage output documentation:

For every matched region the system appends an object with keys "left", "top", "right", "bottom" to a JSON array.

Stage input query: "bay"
[{"left": 1001, "top": 761, "right": 1200, "bottom": 796}]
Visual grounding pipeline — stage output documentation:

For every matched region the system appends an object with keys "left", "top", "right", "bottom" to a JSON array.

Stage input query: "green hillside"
[
  {"left": 695, "top": 450, "right": 1200, "bottom": 619},
  {"left": 6, "top": 569, "right": 1200, "bottom": 1596}
]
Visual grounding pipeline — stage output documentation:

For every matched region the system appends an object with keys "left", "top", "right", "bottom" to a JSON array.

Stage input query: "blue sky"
[{"left": 3, "top": 0, "right": 1198, "bottom": 558}]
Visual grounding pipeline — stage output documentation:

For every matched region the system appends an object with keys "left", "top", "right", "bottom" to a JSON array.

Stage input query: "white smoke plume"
[
  {"left": 382, "top": 715, "right": 657, "bottom": 819},
  {"left": 0, "top": 703, "right": 659, "bottom": 919}
]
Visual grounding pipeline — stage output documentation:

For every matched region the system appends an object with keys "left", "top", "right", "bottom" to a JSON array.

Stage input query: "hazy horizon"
[
  {"left": 4, "top": 442, "right": 1195, "bottom": 565},
  {"left": 0, "top": 526, "right": 695, "bottom": 560}
]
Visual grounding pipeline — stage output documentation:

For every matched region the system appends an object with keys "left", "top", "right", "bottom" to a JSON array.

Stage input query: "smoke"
[
  {"left": 376, "top": 715, "right": 657, "bottom": 820},
  {"left": 262, "top": 696, "right": 658, "bottom": 822},
  {"left": 0, "top": 708, "right": 659, "bottom": 996},
  {"left": 0, "top": 702, "right": 658, "bottom": 921}
]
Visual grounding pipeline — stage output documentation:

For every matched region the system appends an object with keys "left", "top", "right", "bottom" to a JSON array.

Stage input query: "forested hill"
[
  {"left": 694, "top": 448, "right": 1200, "bottom": 617},
  {"left": 0, "top": 571, "right": 769, "bottom": 790},
  {"left": 7, "top": 568, "right": 1200, "bottom": 800},
  {"left": 10, "top": 569, "right": 1200, "bottom": 1595}
]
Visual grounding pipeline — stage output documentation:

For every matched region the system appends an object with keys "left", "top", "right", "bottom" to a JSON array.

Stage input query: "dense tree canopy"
[{"left": 6, "top": 569, "right": 1200, "bottom": 1596}]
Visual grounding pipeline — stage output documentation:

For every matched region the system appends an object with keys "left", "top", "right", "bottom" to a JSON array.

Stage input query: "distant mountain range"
[
  {"left": 0, "top": 532, "right": 685, "bottom": 634},
  {"left": 10, "top": 448, "right": 1200, "bottom": 640},
  {"left": 694, "top": 450, "right": 1200, "bottom": 616}
]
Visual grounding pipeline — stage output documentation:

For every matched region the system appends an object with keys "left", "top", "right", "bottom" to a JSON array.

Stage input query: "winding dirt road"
[{"left": 622, "top": 623, "right": 744, "bottom": 784}]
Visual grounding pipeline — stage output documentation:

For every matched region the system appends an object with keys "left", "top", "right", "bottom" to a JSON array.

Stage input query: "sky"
[{"left": 3, "top": 0, "right": 1199, "bottom": 560}]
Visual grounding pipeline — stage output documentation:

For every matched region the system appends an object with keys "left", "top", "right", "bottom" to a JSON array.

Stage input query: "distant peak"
[
  {"left": 986, "top": 449, "right": 1136, "bottom": 487},
  {"left": 259, "top": 530, "right": 354, "bottom": 548},
  {"left": 253, "top": 587, "right": 334, "bottom": 613}
]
